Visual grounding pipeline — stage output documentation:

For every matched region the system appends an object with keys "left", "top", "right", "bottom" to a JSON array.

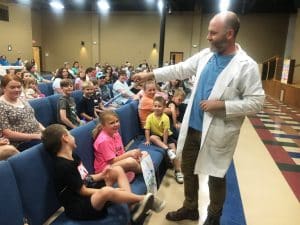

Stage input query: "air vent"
[{"left": 0, "top": 4, "right": 9, "bottom": 22}]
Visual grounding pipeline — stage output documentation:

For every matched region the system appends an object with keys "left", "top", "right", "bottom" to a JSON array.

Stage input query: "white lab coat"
[{"left": 154, "top": 44, "right": 265, "bottom": 177}]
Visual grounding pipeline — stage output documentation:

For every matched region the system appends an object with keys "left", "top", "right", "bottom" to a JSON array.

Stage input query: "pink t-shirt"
[
  {"left": 93, "top": 130, "right": 135, "bottom": 182},
  {"left": 93, "top": 130, "right": 125, "bottom": 173}
]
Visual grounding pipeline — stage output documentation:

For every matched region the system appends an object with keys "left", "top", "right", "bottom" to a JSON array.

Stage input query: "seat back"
[
  {"left": 29, "top": 97, "right": 56, "bottom": 127},
  {"left": 48, "top": 94, "right": 61, "bottom": 123},
  {"left": 0, "top": 161, "right": 24, "bottom": 225},
  {"left": 115, "top": 100, "right": 140, "bottom": 146},
  {"left": 71, "top": 120, "right": 97, "bottom": 173},
  {"left": 38, "top": 82, "right": 54, "bottom": 96},
  {"left": 8, "top": 145, "right": 61, "bottom": 225}
]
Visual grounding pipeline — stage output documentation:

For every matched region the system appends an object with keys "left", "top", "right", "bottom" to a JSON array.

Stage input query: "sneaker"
[
  {"left": 166, "top": 207, "right": 199, "bottom": 221},
  {"left": 167, "top": 149, "right": 176, "bottom": 160},
  {"left": 175, "top": 171, "right": 184, "bottom": 184},
  {"left": 203, "top": 214, "right": 221, "bottom": 225},
  {"left": 151, "top": 196, "right": 166, "bottom": 213},
  {"left": 132, "top": 193, "right": 154, "bottom": 222}
]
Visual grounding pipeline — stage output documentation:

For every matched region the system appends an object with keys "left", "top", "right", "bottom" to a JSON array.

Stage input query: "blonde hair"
[
  {"left": 82, "top": 81, "right": 94, "bottom": 90},
  {"left": 92, "top": 110, "right": 119, "bottom": 139},
  {"left": 153, "top": 96, "right": 166, "bottom": 106},
  {"left": 23, "top": 77, "right": 36, "bottom": 89},
  {"left": 143, "top": 80, "right": 156, "bottom": 90},
  {"left": 173, "top": 89, "right": 186, "bottom": 98}
]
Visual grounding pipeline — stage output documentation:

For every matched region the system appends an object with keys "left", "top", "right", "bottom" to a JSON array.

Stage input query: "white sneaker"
[
  {"left": 167, "top": 149, "right": 176, "bottom": 160},
  {"left": 175, "top": 171, "right": 184, "bottom": 184},
  {"left": 132, "top": 193, "right": 154, "bottom": 222},
  {"left": 151, "top": 196, "right": 166, "bottom": 213}
]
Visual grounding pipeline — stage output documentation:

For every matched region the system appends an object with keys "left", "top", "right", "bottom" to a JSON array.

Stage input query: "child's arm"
[
  {"left": 163, "top": 128, "right": 168, "bottom": 145},
  {"left": 144, "top": 129, "right": 151, "bottom": 145},
  {"left": 76, "top": 115, "right": 81, "bottom": 124},
  {"left": 110, "top": 149, "right": 142, "bottom": 164},
  {"left": 59, "top": 109, "right": 77, "bottom": 129},
  {"left": 169, "top": 103, "right": 179, "bottom": 128},
  {"left": 80, "top": 112, "right": 93, "bottom": 121}
]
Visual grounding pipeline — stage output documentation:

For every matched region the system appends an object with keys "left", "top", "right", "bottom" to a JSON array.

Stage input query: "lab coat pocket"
[
  {"left": 207, "top": 123, "right": 239, "bottom": 150},
  {"left": 221, "top": 86, "right": 241, "bottom": 101}
]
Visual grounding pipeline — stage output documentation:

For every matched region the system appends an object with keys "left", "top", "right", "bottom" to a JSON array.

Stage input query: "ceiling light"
[
  {"left": 50, "top": 1, "right": 64, "bottom": 10},
  {"left": 17, "top": 0, "right": 31, "bottom": 5},
  {"left": 73, "top": 0, "right": 85, "bottom": 7},
  {"left": 219, "top": 0, "right": 230, "bottom": 12},
  {"left": 97, "top": 0, "right": 110, "bottom": 12},
  {"left": 157, "top": 0, "right": 164, "bottom": 13},
  {"left": 145, "top": 0, "right": 155, "bottom": 4}
]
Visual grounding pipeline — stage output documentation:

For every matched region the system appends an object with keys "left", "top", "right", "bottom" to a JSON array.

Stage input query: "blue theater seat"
[
  {"left": 29, "top": 97, "right": 56, "bottom": 127},
  {"left": 38, "top": 82, "right": 54, "bottom": 96},
  {"left": 0, "top": 161, "right": 24, "bottom": 225},
  {"left": 8, "top": 145, "right": 61, "bottom": 225},
  {"left": 71, "top": 120, "right": 97, "bottom": 174}
]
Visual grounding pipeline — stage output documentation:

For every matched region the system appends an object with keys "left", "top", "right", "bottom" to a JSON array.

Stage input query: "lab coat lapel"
[
  {"left": 209, "top": 54, "right": 239, "bottom": 100},
  {"left": 200, "top": 53, "right": 240, "bottom": 148}
]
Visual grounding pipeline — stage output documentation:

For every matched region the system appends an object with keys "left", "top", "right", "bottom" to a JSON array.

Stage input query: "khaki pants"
[{"left": 181, "top": 127, "right": 226, "bottom": 215}]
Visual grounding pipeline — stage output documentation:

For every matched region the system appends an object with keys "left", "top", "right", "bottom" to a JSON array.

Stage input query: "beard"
[{"left": 210, "top": 37, "right": 228, "bottom": 54}]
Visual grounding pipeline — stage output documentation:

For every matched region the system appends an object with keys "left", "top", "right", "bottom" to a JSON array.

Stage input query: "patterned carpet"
[{"left": 248, "top": 96, "right": 300, "bottom": 202}]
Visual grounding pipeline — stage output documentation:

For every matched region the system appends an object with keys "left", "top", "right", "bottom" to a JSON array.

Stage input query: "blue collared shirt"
[{"left": 189, "top": 53, "right": 234, "bottom": 132}]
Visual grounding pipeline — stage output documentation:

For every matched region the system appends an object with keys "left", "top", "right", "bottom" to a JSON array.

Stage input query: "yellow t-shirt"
[{"left": 144, "top": 112, "right": 172, "bottom": 136}]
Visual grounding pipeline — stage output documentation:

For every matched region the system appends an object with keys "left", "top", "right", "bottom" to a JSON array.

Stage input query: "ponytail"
[{"left": 92, "top": 123, "right": 102, "bottom": 140}]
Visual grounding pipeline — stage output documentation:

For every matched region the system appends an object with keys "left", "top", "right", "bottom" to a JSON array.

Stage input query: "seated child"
[
  {"left": 138, "top": 80, "right": 156, "bottom": 129},
  {"left": 23, "top": 77, "right": 45, "bottom": 99},
  {"left": 57, "top": 79, "right": 81, "bottom": 129},
  {"left": 78, "top": 81, "right": 101, "bottom": 122},
  {"left": 74, "top": 70, "right": 87, "bottom": 90},
  {"left": 144, "top": 96, "right": 183, "bottom": 184},
  {"left": 41, "top": 124, "right": 155, "bottom": 222},
  {"left": 0, "top": 135, "right": 19, "bottom": 160},
  {"left": 93, "top": 111, "right": 147, "bottom": 183},
  {"left": 92, "top": 79, "right": 117, "bottom": 111},
  {"left": 165, "top": 89, "right": 186, "bottom": 139}
]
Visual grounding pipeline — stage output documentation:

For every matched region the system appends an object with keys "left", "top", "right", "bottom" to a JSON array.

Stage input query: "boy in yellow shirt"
[{"left": 144, "top": 96, "right": 183, "bottom": 184}]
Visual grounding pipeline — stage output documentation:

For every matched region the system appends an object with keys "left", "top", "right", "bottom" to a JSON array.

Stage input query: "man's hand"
[
  {"left": 200, "top": 100, "right": 225, "bottom": 113},
  {"left": 131, "top": 72, "right": 154, "bottom": 84}
]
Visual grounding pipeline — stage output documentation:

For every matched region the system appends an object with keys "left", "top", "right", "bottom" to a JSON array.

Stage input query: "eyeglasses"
[{"left": 99, "top": 77, "right": 106, "bottom": 79}]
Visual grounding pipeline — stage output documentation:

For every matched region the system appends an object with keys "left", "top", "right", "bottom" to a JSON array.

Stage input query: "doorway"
[
  {"left": 170, "top": 52, "right": 183, "bottom": 64},
  {"left": 32, "top": 46, "right": 42, "bottom": 72}
]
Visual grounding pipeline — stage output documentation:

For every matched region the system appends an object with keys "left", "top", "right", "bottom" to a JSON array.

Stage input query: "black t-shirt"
[
  {"left": 53, "top": 153, "right": 107, "bottom": 219},
  {"left": 54, "top": 154, "right": 88, "bottom": 212},
  {"left": 78, "top": 96, "right": 99, "bottom": 119}
]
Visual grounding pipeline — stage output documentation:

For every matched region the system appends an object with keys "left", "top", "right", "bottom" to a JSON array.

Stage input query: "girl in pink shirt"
[{"left": 93, "top": 111, "right": 147, "bottom": 182}]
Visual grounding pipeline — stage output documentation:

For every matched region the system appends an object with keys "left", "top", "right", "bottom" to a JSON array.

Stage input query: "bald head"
[{"left": 212, "top": 11, "right": 240, "bottom": 38}]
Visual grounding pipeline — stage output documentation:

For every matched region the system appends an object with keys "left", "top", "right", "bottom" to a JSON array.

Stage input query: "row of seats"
[
  {"left": 0, "top": 101, "right": 168, "bottom": 225},
  {"left": 29, "top": 90, "right": 83, "bottom": 127}
]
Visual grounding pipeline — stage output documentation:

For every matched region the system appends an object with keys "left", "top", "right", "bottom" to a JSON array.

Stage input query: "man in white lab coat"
[{"left": 133, "top": 11, "right": 264, "bottom": 225}]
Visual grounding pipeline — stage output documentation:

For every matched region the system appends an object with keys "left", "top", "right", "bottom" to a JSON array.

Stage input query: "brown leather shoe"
[{"left": 166, "top": 207, "right": 199, "bottom": 221}]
